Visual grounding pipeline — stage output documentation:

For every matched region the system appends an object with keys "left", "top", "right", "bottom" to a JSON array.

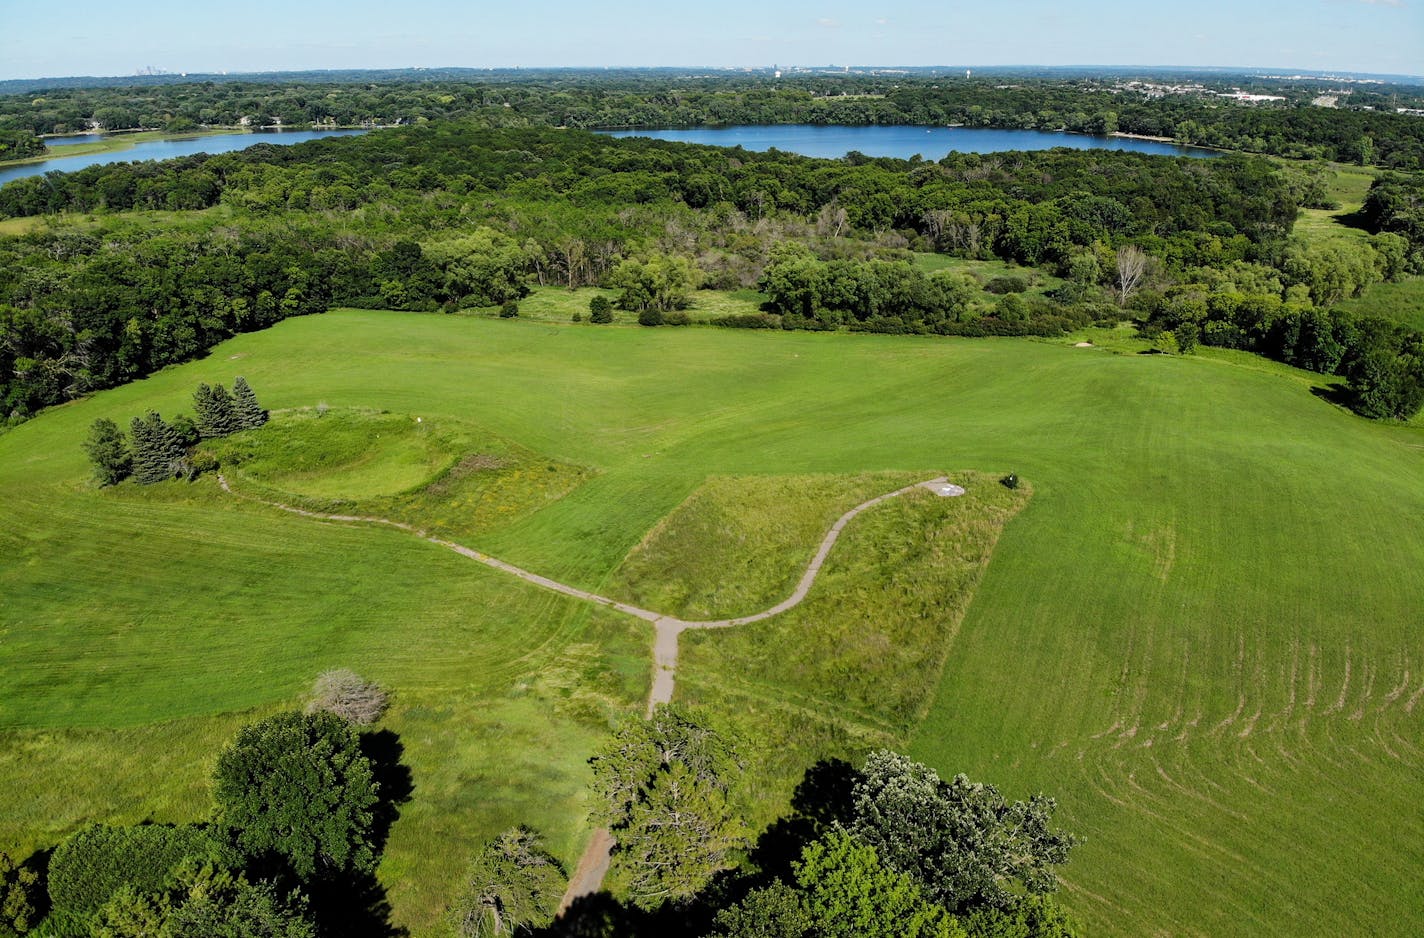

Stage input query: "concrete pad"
[{"left": 921, "top": 480, "right": 966, "bottom": 497}]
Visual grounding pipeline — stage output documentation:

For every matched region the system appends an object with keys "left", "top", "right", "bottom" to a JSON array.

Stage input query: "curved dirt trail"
[{"left": 215, "top": 473, "right": 947, "bottom": 910}]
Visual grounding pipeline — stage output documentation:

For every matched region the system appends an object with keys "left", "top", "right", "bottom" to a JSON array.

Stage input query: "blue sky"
[{"left": 2, "top": 0, "right": 1420, "bottom": 80}]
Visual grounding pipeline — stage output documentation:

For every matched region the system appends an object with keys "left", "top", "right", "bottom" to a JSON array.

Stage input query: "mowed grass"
[{"left": 1, "top": 309, "right": 1422, "bottom": 935}]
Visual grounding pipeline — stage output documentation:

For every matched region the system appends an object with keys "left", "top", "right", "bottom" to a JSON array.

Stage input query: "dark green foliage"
[
  {"left": 588, "top": 295, "right": 614, "bottom": 323},
  {"left": 849, "top": 751, "right": 1078, "bottom": 913},
  {"left": 193, "top": 383, "right": 239, "bottom": 438},
  {"left": 212, "top": 711, "right": 379, "bottom": 881},
  {"left": 231, "top": 376, "right": 267, "bottom": 431},
  {"left": 1001, "top": 474, "right": 1018, "bottom": 490},
  {"left": 711, "top": 882, "right": 814, "bottom": 938},
  {"left": 449, "top": 827, "right": 564, "bottom": 938},
  {"left": 1346, "top": 342, "right": 1424, "bottom": 420},
  {"left": 637, "top": 308, "right": 664, "bottom": 327},
  {"left": 0, "top": 852, "right": 41, "bottom": 936},
  {"left": 169, "top": 414, "right": 201, "bottom": 448},
  {"left": 46, "top": 824, "right": 226, "bottom": 921},
  {"left": 984, "top": 276, "right": 1028, "bottom": 295},
  {"left": 82, "top": 417, "right": 131, "bottom": 486},
  {"left": 499, "top": 300, "right": 520, "bottom": 318},
  {"left": 1173, "top": 322, "right": 1199, "bottom": 355},
  {"left": 128, "top": 411, "right": 189, "bottom": 484}
]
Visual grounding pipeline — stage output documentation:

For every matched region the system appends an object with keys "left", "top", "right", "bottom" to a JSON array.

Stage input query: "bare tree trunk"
[{"left": 1116, "top": 245, "right": 1148, "bottom": 307}]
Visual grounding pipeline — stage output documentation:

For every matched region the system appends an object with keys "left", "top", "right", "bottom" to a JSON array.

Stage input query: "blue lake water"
[
  {"left": 0, "top": 129, "right": 368, "bottom": 187},
  {"left": 600, "top": 125, "right": 1217, "bottom": 160}
]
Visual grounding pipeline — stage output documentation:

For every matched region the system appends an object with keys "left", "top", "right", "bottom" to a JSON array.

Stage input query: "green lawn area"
[
  {"left": 2, "top": 309, "right": 1422, "bottom": 936},
  {"left": 1334, "top": 276, "right": 1424, "bottom": 331}
]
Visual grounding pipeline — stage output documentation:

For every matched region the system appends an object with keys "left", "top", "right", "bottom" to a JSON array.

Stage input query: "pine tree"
[
  {"left": 129, "top": 411, "right": 188, "bottom": 484},
  {"left": 193, "top": 382, "right": 238, "bottom": 438},
  {"left": 82, "top": 418, "right": 132, "bottom": 486},
  {"left": 232, "top": 376, "right": 267, "bottom": 430}
]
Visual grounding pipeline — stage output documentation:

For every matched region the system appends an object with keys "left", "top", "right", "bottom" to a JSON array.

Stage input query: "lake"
[
  {"left": 599, "top": 125, "right": 1217, "bottom": 160},
  {"left": 0, "top": 129, "right": 368, "bottom": 188}
]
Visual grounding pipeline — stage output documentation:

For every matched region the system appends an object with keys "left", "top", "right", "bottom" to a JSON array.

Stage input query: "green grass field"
[{"left": 2, "top": 309, "right": 1422, "bottom": 935}]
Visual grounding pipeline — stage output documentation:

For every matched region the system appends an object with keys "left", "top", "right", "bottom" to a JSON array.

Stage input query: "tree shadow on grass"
[
  {"left": 750, "top": 757, "right": 861, "bottom": 882},
  {"left": 1310, "top": 383, "right": 1355, "bottom": 410},
  {"left": 362, "top": 728, "right": 415, "bottom": 857},
  {"left": 304, "top": 730, "right": 414, "bottom": 937}
]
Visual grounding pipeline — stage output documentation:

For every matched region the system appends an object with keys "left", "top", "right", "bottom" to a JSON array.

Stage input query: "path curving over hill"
[{"left": 215, "top": 472, "right": 948, "bottom": 911}]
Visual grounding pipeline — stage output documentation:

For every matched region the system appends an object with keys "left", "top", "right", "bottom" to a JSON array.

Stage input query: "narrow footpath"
[{"left": 215, "top": 473, "right": 949, "bottom": 910}]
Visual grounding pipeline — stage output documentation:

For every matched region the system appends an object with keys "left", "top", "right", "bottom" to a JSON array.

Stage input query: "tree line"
[
  {"left": 4, "top": 72, "right": 1423, "bottom": 168},
  {"left": 1, "top": 124, "right": 1420, "bottom": 423}
]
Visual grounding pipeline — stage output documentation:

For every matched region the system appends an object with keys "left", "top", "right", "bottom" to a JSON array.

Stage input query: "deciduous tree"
[{"left": 213, "top": 711, "right": 379, "bottom": 881}]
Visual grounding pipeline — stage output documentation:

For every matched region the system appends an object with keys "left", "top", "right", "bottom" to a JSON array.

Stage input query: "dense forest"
[
  {"left": 4, "top": 73, "right": 1424, "bottom": 167},
  {"left": 1, "top": 122, "right": 1421, "bottom": 424}
]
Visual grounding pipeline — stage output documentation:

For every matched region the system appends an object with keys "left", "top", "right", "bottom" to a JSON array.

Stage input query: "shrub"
[
  {"left": 450, "top": 828, "right": 565, "bottom": 938},
  {"left": 306, "top": 669, "right": 389, "bottom": 726},
  {"left": 47, "top": 824, "right": 226, "bottom": 921},
  {"left": 0, "top": 851, "right": 42, "bottom": 935},
  {"left": 638, "top": 307, "right": 664, "bottom": 327},
  {"left": 571, "top": 311, "right": 583, "bottom": 322},
  {"left": 588, "top": 295, "right": 614, "bottom": 323},
  {"left": 499, "top": 300, "right": 520, "bottom": 318},
  {"left": 985, "top": 275, "right": 1029, "bottom": 295},
  {"left": 663, "top": 311, "right": 692, "bottom": 326}
]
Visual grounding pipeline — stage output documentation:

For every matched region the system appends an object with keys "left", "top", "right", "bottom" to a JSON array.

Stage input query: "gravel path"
[{"left": 216, "top": 472, "right": 945, "bottom": 911}]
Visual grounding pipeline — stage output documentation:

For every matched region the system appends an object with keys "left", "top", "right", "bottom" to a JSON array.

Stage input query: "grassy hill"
[{"left": 1, "top": 309, "right": 1421, "bottom": 935}]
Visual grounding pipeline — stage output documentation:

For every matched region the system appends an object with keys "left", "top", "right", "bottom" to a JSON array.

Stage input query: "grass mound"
[
  {"left": 610, "top": 472, "right": 929, "bottom": 620},
  {"left": 208, "top": 409, "right": 451, "bottom": 499},
  {"left": 674, "top": 472, "right": 1029, "bottom": 816},
  {"left": 205, "top": 408, "right": 594, "bottom": 543}
]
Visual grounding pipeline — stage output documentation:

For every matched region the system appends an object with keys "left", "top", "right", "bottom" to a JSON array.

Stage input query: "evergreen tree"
[
  {"left": 82, "top": 418, "right": 132, "bottom": 486},
  {"left": 129, "top": 412, "right": 188, "bottom": 484},
  {"left": 193, "top": 382, "right": 239, "bottom": 438},
  {"left": 232, "top": 376, "right": 267, "bottom": 430}
]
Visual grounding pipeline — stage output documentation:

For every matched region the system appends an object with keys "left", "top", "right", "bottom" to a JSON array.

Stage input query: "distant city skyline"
[{"left": 3, "top": 0, "right": 1421, "bottom": 82}]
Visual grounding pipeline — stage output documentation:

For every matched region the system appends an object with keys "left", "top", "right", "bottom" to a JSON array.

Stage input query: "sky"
[{"left": 2, "top": 0, "right": 1421, "bottom": 81}]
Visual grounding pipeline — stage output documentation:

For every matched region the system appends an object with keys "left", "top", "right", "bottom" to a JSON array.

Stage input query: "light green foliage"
[
  {"left": 92, "top": 862, "right": 315, "bottom": 938},
  {"left": 449, "top": 827, "right": 564, "bottom": 938},
  {"left": 212, "top": 711, "right": 378, "bottom": 880},
  {"left": 619, "top": 761, "right": 749, "bottom": 909},
  {"left": 611, "top": 255, "right": 699, "bottom": 314},
  {"left": 423, "top": 229, "right": 530, "bottom": 306},
  {"left": 850, "top": 751, "right": 1078, "bottom": 912},
  {"left": 82, "top": 417, "right": 131, "bottom": 486},
  {"left": 590, "top": 706, "right": 747, "bottom": 908},
  {"left": 795, "top": 831, "right": 964, "bottom": 938},
  {"left": 589, "top": 705, "right": 738, "bottom": 829}
]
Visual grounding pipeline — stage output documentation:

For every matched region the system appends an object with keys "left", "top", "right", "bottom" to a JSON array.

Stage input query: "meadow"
[{"left": 1, "top": 309, "right": 1421, "bottom": 935}]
